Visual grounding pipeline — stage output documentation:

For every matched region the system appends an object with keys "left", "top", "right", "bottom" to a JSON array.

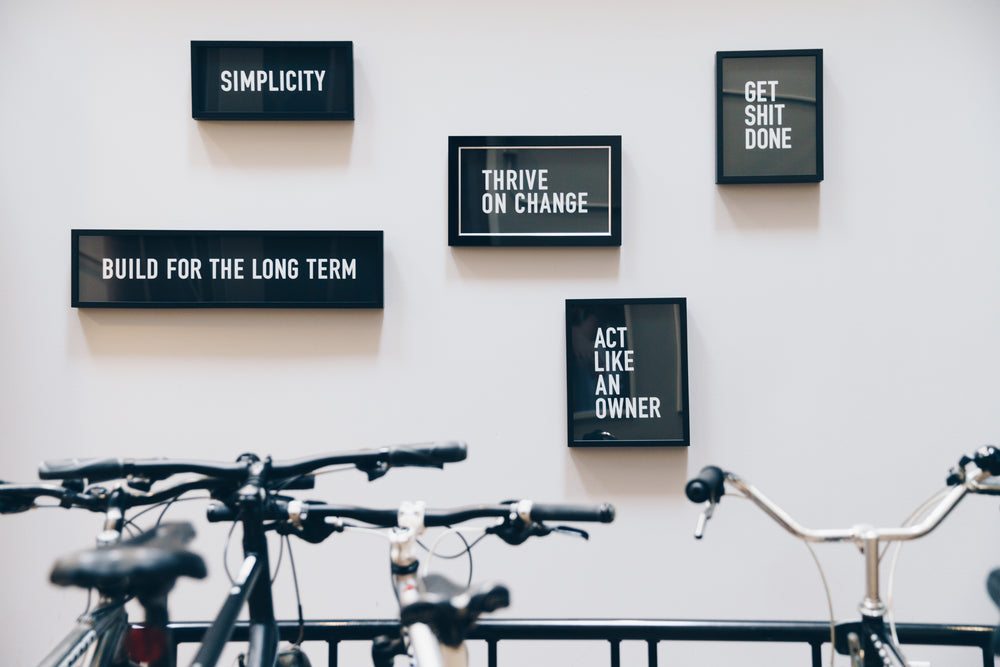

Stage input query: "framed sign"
[
  {"left": 716, "top": 49, "right": 823, "bottom": 184},
  {"left": 449, "top": 135, "right": 621, "bottom": 246},
  {"left": 72, "top": 230, "right": 382, "bottom": 308},
  {"left": 191, "top": 41, "right": 354, "bottom": 120},
  {"left": 566, "top": 298, "right": 689, "bottom": 448}
]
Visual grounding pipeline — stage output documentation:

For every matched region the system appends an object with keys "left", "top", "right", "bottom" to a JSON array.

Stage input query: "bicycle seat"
[
  {"left": 400, "top": 574, "right": 510, "bottom": 647},
  {"left": 50, "top": 522, "right": 207, "bottom": 599}
]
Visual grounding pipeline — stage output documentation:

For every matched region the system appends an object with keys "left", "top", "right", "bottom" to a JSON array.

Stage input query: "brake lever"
[
  {"left": 272, "top": 516, "right": 344, "bottom": 543},
  {"left": 126, "top": 476, "right": 153, "bottom": 493},
  {"left": 356, "top": 461, "right": 389, "bottom": 482},
  {"left": 271, "top": 500, "right": 345, "bottom": 544},
  {"left": 486, "top": 517, "right": 550, "bottom": 545},
  {"left": 694, "top": 500, "right": 716, "bottom": 539},
  {"left": 549, "top": 525, "right": 590, "bottom": 540}
]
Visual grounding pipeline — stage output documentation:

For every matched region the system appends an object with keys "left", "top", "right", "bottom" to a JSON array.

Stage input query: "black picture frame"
[
  {"left": 566, "top": 298, "right": 690, "bottom": 448},
  {"left": 716, "top": 49, "right": 823, "bottom": 184},
  {"left": 449, "top": 135, "right": 622, "bottom": 247},
  {"left": 72, "top": 229, "right": 383, "bottom": 309},
  {"left": 191, "top": 41, "right": 354, "bottom": 120}
]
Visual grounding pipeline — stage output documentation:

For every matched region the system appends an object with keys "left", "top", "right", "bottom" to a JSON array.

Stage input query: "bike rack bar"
[{"left": 169, "top": 618, "right": 996, "bottom": 667}]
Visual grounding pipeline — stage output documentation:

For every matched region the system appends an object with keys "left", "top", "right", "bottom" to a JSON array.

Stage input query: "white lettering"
[{"left": 220, "top": 70, "right": 331, "bottom": 94}]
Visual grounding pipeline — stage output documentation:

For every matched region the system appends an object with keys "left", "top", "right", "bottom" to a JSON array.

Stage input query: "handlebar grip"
[
  {"left": 39, "top": 458, "right": 127, "bottom": 482},
  {"left": 686, "top": 466, "right": 725, "bottom": 504},
  {"left": 528, "top": 503, "right": 616, "bottom": 523},
  {"left": 975, "top": 446, "right": 1000, "bottom": 476},
  {"left": 385, "top": 441, "right": 468, "bottom": 467},
  {"left": 206, "top": 501, "right": 238, "bottom": 523}
]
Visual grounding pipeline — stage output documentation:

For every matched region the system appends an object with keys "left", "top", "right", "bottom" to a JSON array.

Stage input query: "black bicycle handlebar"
[
  {"left": 685, "top": 466, "right": 725, "bottom": 504},
  {"left": 38, "top": 458, "right": 246, "bottom": 483},
  {"left": 38, "top": 441, "right": 468, "bottom": 485},
  {"left": 0, "top": 483, "right": 96, "bottom": 513},
  {"left": 0, "top": 478, "right": 220, "bottom": 515},
  {"left": 295, "top": 501, "right": 615, "bottom": 528}
]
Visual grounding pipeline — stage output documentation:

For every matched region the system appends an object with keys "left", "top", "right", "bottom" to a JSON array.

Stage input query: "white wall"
[{"left": 2, "top": 1, "right": 999, "bottom": 665}]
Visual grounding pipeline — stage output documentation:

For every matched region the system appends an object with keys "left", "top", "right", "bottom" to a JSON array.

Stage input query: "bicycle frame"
[
  {"left": 191, "top": 470, "right": 280, "bottom": 667},
  {"left": 37, "top": 602, "right": 131, "bottom": 667}
]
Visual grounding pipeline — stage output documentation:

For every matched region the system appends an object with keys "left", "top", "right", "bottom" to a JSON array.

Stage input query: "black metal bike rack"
[{"left": 169, "top": 618, "right": 995, "bottom": 667}]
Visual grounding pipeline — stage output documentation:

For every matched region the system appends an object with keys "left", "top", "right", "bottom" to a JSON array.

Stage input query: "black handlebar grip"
[
  {"left": 686, "top": 466, "right": 725, "bottom": 504},
  {"left": 39, "top": 458, "right": 127, "bottom": 482},
  {"left": 528, "top": 502, "right": 616, "bottom": 523},
  {"left": 205, "top": 501, "right": 238, "bottom": 523},
  {"left": 385, "top": 441, "right": 468, "bottom": 467},
  {"left": 975, "top": 446, "right": 1000, "bottom": 476}
]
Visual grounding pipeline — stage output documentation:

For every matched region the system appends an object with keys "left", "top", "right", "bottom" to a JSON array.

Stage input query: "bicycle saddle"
[
  {"left": 50, "top": 522, "right": 207, "bottom": 599},
  {"left": 400, "top": 574, "right": 510, "bottom": 647}
]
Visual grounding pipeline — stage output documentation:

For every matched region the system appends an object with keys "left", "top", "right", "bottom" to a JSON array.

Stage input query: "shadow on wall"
[
  {"left": 715, "top": 183, "right": 820, "bottom": 231},
  {"left": 187, "top": 59, "right": 368, "bottom": 169},
  {"left": 449, "top": 247, "right": 621, "bottom": 282},
  {"left": 565, "top": 446, "right": 688, "bottom": 498},
  {"left": 72, "top": 309, "right": 383, "bottom": 359},
  {"left": 191, "top": 121, "right": 355, "bottom": 169}
]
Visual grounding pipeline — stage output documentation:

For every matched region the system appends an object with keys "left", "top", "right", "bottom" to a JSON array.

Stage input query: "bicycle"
[
  {"left": 685, "top": 445, "right": 1000, "bottom": 667},
  {"left": 269, "top": 497, "right": 616, "bottom": 667},
  {"left": 0, "top": 478, "right": 209, "bottom": 667},
  {"left": 38, "top": 441, "right": 468, "bottom": 667}
]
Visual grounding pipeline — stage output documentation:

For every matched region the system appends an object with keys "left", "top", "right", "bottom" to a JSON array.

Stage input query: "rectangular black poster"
[
  {"left": 449, "top": 136, "right": 622, "bottom": 246},
  {"left": 716, "top": 49, "right": 823, "bottom": 184},
  {"left": 72, "top": 230, "right": 383, "bottom": 308},
  {"left": 191, "top": 41, "right": 354, "bottom": 120},
  {"left": 566, "top": 298, "right": 690, "bottom": 447}
]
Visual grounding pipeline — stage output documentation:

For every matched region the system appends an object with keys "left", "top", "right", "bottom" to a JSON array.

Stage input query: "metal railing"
[{"left": 169, "top": 618, "right": 995, "bottom": 666}]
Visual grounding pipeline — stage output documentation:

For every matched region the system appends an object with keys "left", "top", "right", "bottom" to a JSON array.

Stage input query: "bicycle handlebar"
[
  {"left": 213, "top": 498, "right": 615, "bottom": 546},
  {"left": 686, "top": 447, "right": 1000, "bottom": 543},
  {"left": 38, "top": 441, "right": 468, "bottom": 484},
  {"left": 38, "top": 458, "right": 245, "bottom": 483},
  {"left": 0, "top": 483, "right": 98, "bottom": 513},
  {"left": 0, "top": 478, "right": 220, "bottom": 515},
  {"left": 296, "top": 500, "right": 615, "bottom": 528}
]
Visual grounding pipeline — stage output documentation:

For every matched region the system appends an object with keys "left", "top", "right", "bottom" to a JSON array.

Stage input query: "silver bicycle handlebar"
[{"left": 718, "top": 466, "right": 996, "bottom": 545}]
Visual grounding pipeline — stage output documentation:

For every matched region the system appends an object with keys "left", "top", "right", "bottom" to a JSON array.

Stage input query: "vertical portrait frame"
[
  {"left": 566, "top": 297, "right": 690, "bottom": 448},
  {"left": 716, "top": 49, "right": 823, "bottom": 184}
]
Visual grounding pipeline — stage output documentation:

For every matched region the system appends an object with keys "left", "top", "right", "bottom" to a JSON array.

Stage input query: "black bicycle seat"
[
  {"left": 400, "top": 574, "right": 510, "bottom": 647},
  {"left": 50, "top": 522, "right": 207, "bottom": 599}
]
